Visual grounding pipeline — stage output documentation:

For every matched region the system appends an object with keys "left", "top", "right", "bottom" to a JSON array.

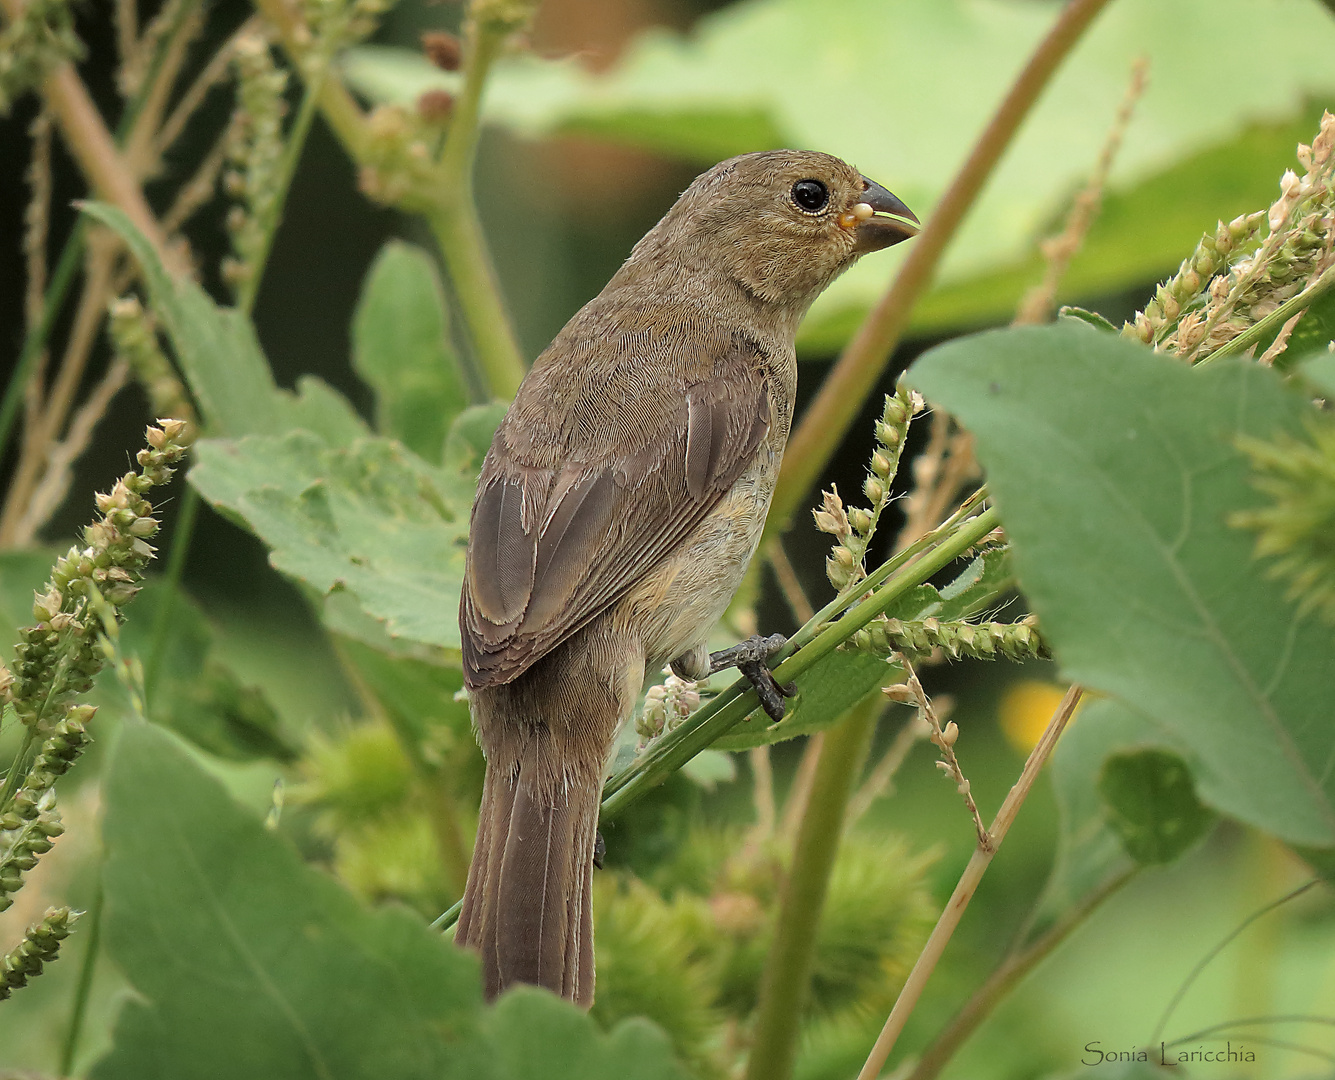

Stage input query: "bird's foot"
[
  {"left": 593, "top": 831, "right": 606, "bottom": 870},
  {"left": 709, "top": 633, "right": 795, "bottom": 722}
]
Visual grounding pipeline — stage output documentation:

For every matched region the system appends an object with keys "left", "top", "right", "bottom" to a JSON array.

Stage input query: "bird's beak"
[{"left": 847, "top": 177, "right": 919, "bottom": 253}]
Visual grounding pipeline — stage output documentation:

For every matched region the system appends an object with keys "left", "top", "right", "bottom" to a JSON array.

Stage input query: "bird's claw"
[{"left": 709, "top": 634, "right": 794, "bottom": 722}]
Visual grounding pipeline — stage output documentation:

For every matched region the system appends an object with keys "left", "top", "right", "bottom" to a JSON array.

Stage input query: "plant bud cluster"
[
  {"left": 0, "top": 907, "right": 78, "bottom": 1000},
  {"left": 1124, "top": 111, "right": 1334, "bottom": 362},
  {"left": 0, "top": 702, "right": 91, "bottom": 911},
  {"left": 0, "top": 0, "right": 83, "bottom": 114},
  {"left": 5, "top": 422, "right": 190, "bottom": 732},
  {"left": 851, "top": 614, "right": 1047, "bottom": 663},
  {"left": 813, "top": 384, "right": 922, "bottom": 590},
  {"left": 1121, "top": 213, "right": 1262, "bottom": 346},
  {"left": 636, "top": 668, "right": 702, "bottom": 746},
  {"left": 222, "top": 34, "right": 289, "bottom": 291},
  {"left": 108, "top": 296, "right": 197, "bottom": 433}
]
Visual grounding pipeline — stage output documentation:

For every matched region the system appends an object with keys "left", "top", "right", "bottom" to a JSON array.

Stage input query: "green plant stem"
[
  {"left": 856, "top": 685, "right": 1084, "bottom": 1080},
  {"left": 1198, "top": 264, "right": 1335, "bottom": 366},
  {"left": 426, "top": 205, "right": 525, "bottom": 400},
  {"left": 906, "top": 866, "right": 1136, "bottom": 1080},
  {"left": 745, "top": 697, "right": 879, "bottom": 1080},
  {"left": 0, "top": 727, "right": 38, "bottom": 818},
  {"left": 59, "top": 877, "right": 103, "bottom": 1078},
  {"left": 428, "top": 18, "right": 527, "bottom": 399},
  {"left": 766, "top": 0, "right": 1114, "bottom": 536}
]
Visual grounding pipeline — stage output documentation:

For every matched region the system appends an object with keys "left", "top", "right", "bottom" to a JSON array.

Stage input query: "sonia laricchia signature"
[{"left": 1083, "top": 1041, "right": 1258, "bottom": 1067}]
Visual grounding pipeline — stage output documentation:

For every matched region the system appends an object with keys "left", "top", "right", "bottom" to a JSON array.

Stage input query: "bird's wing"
[{"left": 461, "top": 335, "right": 772, "bottom": 689}]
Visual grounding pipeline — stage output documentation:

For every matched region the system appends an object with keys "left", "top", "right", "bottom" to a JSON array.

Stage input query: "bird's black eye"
[{"left": 791, "top": 178, "right": 829, "bottom": 213}]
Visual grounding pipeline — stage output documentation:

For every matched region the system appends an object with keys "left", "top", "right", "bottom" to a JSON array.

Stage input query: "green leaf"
[
  {"left": 909, "top": 323, "right": 1335, "bottom": 848},
  {"left": 444, "top": 402, "right": 508, "bottom": 475},
  {"left": 92, "top": 722, "right": 690, "bottom": 1080},
  {"left": 189, "top": 432, "right": 471, "bottom": 651},
  {"left": 106, "top": 582, "right": 294, "bottom": 762},
  {"left": 353, "top": 241, "right": 467, "bottom": 463},
  {"left": 92, "top": 721, "right": 482, "bottom": 1079},
  {"left": 342, "top": 2, "right": 1335, "bottom": 340},
  {"left": 1099, "top": 747, "right": 1215, "bottom": 865},
  {"left": 1297, "top": 347, "right": 1335, "bottom": 399},
  {"left": 1059, "top": 306, "right": 1118, "bottom": 334},
  {"left": 81, "top": 202, "right": 367, "bottom": 444},
  {"left": 1038, "top": 699, "right": 1146, "bottom": 921}
]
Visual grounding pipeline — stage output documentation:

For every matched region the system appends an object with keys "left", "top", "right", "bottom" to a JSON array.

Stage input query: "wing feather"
[{"left": 461, "top": 333, "right": 772, "bottom": 689}]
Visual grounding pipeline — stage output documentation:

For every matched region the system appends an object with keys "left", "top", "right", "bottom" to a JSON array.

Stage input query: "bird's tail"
[{"left": 455, "top": 745, "right": 599, "bottom": 1007}]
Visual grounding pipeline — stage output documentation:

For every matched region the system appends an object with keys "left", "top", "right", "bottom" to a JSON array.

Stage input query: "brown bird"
[{"left": 455, "top": 149, "right": 917, "bottom": 1005}]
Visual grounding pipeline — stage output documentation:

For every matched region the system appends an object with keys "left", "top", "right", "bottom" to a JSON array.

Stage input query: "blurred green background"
[{"left": 2, "top": 0, "right": 1334, "bottom": 1077}]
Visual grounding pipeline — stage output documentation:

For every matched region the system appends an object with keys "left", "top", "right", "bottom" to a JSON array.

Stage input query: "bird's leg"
[
  {"left": 708, "top": 633, "right": 794, "bottom": 722},
  {"left": 593, "top": 831, "right": 606, "bottom": 870}
]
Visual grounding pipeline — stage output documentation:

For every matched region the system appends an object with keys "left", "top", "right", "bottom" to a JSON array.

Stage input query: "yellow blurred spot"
[{"left": 999, "top": 680, "right": 1076, "bottom": 752}]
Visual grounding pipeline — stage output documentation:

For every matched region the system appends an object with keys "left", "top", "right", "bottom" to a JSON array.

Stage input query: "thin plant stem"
[
  {"left": 424, "top": 10, "right": 527, "bottom": 396},
  {"left": 765, "top": 538, "right": 815, "bottom": 623},
  {"left": 847, "top": 711, "right": 929, "bottom": 826},
  {"left": 0, "top": 239, "right": 118, "bottom": 544},
  {"left": 906, "top": 866, "right": 1136, "bottom": 1080},
  {"left": 856, "top": 685, "right": 1084, "bottom": 1080},
  {"left": 1149, "top": 878, "right": 1320, "bottom": 1045},
  {"left": 0, "top": 728, "right": 38, "bottom": 818},
  {"left": 152, "top": 15, "right": 262, "bottom": 162},
  {"left": 745, "top": 696, "right": 880, "bottom": 1080},
  {"left": 1012, "top": 55, "right": 1148, "bottom": 326},
  {"left": 768, "top": 0, "right": 1115, "bottom": 535},
  {"left": 59, "top": 876, "right": 104, "bottom": 1078}
]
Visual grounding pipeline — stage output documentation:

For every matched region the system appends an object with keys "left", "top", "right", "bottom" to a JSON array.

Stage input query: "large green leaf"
[
  {"left": 189, "top": 432, "right": 471, "bottom": 651},
  {"left": 92, "top": 721, "right": 689, "bottom": 1079},
  {"left": 82, "top": 202, "right": 367, "bottom": 444},
  {"left": 908, "top": 324, "right": 1335, "bottom": 848},
  {"left": 353, "top": 241, "right": 468, "bottom": 463},
  {"left": 342, "top": 0, "right": 1335, "bottom": 342}
]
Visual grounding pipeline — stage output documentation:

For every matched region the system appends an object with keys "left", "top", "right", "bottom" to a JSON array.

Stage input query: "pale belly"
[{"left": 612, "top": 434, "right": 784, "bottom": 673}]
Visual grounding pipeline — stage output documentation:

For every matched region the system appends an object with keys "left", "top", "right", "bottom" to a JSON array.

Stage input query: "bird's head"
[{"left": 632, "top": 149, "right": 918, "bottom": 314}]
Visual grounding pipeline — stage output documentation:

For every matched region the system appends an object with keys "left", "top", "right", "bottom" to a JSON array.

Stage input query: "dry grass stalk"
[
  {"left": 1014, "top": 56, "right": 1149, "bottom": 325},
  {"left": 10, "top": 360, "right": 131, "bottom": 547},
  {"left": 21, "top": 110, "right": 52, "bottom": 444},
  {"left": 896, "top": 662, "right": 987, "bottom": 846}
]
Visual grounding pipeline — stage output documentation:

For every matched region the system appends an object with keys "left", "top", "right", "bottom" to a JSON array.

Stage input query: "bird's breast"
[{"left": 614, "top": 416, "right": 788, "bottom": 673}]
